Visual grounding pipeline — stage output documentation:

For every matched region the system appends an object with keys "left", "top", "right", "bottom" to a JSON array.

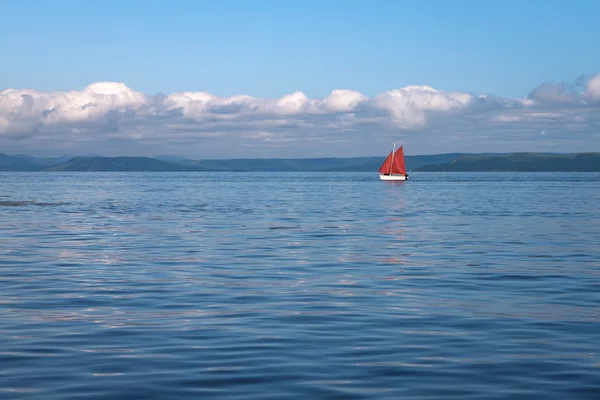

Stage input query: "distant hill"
[
  {"left": 45, "top": 156, "right": 206, "bottom": 172},
  {"left": 154, "top": 155, "right": 194, "bottom": 164},
  {"left": 1, "top": 154, "right": 466, "bottom": 172},
  {"left": 416, "top": 153, "right": 600, "bottom": 172},
  {"left": 406, "top": 153, "right": 496, "bottom": 171},
  {"left": 180, "top": 157, "right": 382, "bottom": 172},
  {"left": 176, "top": 154, "right": 469, "bottom": 172},
  {"left": 1, "top": 153, "right": 471, "bottom": 172},
  {"left": 0, "top": 152, "right": 598, "bottom": 172},
  {"left": 0, "top": 153, "right": 44, "bottom": 171},
  {"left": 12, "top": 154, "right": 75, "bottom": 166}
]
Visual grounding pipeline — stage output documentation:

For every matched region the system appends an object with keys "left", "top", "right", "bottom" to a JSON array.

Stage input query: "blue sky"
[
  {"left": 2, "top": 0, "right": 598, "bottom": 98},
  {"left": 0, "top": 0, "right": 599, "bottom": 157}
]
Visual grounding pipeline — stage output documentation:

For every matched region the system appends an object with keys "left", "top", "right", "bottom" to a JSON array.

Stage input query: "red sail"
[
  {"left": 378, "top": 151, "right": 393, "bottom": 174},
  {"left": 392, "top": 146, "right": 406, "bottom": 175}
]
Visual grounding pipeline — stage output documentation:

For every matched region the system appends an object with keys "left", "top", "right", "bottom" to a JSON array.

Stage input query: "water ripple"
[{"left": 1, "top": 172, "right": 599, "bottom": 399}]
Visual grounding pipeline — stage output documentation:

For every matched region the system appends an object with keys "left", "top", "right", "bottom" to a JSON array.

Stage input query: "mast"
[{"left": 389, "top": 143, "right": 395, "bottom": 175}]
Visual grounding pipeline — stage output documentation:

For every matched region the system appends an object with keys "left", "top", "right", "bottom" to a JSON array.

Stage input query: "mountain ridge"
[
  {"left": 0, "top": 152, "right": 598, "bottom": 172},
  {"left": 415, "top": 152, "right": 600, "bottom": 172}
]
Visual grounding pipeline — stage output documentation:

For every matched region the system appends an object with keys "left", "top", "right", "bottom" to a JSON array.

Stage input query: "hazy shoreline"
[{"left": 1, "top": 152, "right": 599, "bottom": 172}]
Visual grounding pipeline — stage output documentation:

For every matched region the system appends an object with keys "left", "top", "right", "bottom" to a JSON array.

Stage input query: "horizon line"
[{"left": 4, "top": 151, "right": 595, "bottom": 161}]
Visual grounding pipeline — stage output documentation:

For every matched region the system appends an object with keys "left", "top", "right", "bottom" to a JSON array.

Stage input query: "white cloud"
[
  {"left": 320, "top": 89, "right": 367, "bottom": 113},
  {"left": 1, "top": 73, "right": 599, "bottom": 157},
  {"left": 372, "top": 85, "right": 474, "bottom": 128},
  {"left": 163, "top": 88, "right": 367, "bottom": 120},
  {"left": 492, "top": 114, "right": 521, "bottom": 123},
  {"left": 585, "top": 74, "right": 600, "bottom": 101},
  {"left": 0, "top": 82, "right": 147, "bottom": 136}
]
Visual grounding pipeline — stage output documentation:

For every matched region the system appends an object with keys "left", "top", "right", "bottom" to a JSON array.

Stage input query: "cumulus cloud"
[
  {"left": 372, "top": 85, "right": 474, "bottom": 128},
  {"left": 528, "top": 82, "right": 579, "bottom": 105},
  {"left": 585, "top": 74, "right": 600, "bottom": 101},
  {"left": 0, "top": 82, "right": 147, "bottom": 135},
  {"left": 163, "top": 88, "right": 368, "bottom": 120},
  {"left": 1, "top": 73, "right": 599, "bottom": 157}
]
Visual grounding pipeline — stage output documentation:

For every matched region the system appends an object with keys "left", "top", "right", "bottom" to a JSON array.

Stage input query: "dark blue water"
[{"left": 1, "top": 172, "right": 599, "bottom": 399}]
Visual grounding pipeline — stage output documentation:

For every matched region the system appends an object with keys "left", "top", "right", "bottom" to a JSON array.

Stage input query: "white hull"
[{"left": 379, "top": 174, "right": 408, "bottom": 181}]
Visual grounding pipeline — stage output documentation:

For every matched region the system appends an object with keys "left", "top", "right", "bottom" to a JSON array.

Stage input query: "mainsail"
[
  {"left": 379, "top": 146, "right": 406, "bottom": 175},
  {"left": 393, "top": 146, "right": 406, "bottom": 175},
  {"left": 378, "top": 151, "right": 394, "bottom": 174}
]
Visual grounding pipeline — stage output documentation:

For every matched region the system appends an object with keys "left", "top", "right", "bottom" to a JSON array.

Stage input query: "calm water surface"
[{"left": 1, "top": 172, "right": 599, "bottom": 399}]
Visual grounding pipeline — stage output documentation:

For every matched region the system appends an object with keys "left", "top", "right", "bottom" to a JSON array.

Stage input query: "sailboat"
[{"left": 379, "top": 143, "right": 409, "bottom": 181}]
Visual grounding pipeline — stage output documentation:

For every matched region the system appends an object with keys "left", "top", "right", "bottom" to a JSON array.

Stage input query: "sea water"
[{"left": 1, "top": 172, "right": 599, "bottom": 399}]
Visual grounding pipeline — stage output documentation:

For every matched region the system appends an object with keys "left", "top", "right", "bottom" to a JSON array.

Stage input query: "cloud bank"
[{"left": 1, "top": 73, "right": 599, "bottom": 157}]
